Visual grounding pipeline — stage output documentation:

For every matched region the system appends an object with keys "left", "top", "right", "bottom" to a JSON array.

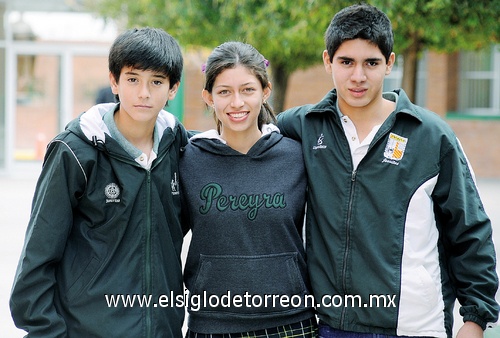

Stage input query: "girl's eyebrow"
[{"left": 214, "top": 82, "right": 257, "bottom": 89}]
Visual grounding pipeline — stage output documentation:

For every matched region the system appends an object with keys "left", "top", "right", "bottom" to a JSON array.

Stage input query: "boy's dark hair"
[
  {"left": 203, "top": 41, "right": 276, "bottom": 132},
  {"left": 108, "top": 27, "right": 183, "bottom": 88},
  {"left": 324, "top": 3, "right": 394, "bottom": 63}
]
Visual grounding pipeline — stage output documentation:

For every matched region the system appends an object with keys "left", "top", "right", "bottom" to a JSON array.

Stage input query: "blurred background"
[
  {"left": 0, "top": 0, "right": 499, "bottom": 176},
  {"left": 0, "top": 0, "right": 499, "bottom": 337}
]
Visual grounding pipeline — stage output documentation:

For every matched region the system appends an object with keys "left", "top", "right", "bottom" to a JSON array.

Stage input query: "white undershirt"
[
  {"left": 135, "top": 150, "right": 157, "bottom": 170},
  {"left": 337, "top": 92, "right": 398, "bottom": 169},
  {"left": 340, "top": 115, "right": 381, "bottom": 170}
]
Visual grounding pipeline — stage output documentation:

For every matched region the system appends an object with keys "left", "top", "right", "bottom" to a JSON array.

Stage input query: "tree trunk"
[
  {"left": 269, "top": 62, "right": 290, "bottom": 114},
  {"left": 401, "top": 45, "right": 419, "bottom": 103}
]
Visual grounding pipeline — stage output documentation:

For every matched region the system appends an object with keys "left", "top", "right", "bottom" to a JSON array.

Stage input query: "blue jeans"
[{"left": 318, "top": 323, "right": 428, "bottom": 338}]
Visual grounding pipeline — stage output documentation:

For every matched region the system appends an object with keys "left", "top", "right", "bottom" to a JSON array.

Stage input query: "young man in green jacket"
[
  {"left": 278, "top": 4, "right": 499, "bottom": 338},
  {"left": 10, "top": 27, "right": 188, "bottom": 337}
]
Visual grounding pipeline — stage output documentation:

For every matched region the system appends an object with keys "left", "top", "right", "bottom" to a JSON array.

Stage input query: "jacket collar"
[
  {"left": 71, "top": 103, "right": 178, "bottom": 144},
  {"left": 305, "top": 88, "right": 423, "bottom": 123}
]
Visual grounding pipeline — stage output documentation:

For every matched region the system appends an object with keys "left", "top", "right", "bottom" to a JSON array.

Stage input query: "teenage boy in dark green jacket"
[
  {"left": 278, "top": 4, "right": 498, "bottom": 338},
  {"left": 10, "top": 27, "right": 188, "bottom": 337}
]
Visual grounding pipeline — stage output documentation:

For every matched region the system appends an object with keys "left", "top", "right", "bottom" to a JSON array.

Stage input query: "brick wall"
[
  {"left": 449, "top": 119, "right": 500, "bottom": 178},
  {"left": 181, "top": 53, "right": 499, "bottom": 177},
  {"left": 425, "top": 51, "right": 499, "bottom": 178},
  {"left": 14, "top": 50, "right": 500, "bottom": 177}
]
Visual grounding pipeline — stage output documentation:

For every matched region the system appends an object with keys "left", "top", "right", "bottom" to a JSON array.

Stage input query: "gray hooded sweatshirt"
[{"left": 180, "top": 126, "right": 315, "bottom": 334}]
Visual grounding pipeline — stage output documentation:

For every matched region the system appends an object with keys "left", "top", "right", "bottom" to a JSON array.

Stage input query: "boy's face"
[
  {"left": 110, "top": 67, "right": 178, "bottom": 124},
  {"left": 323, "top": 38, "right": 395, "bottom": 114}
]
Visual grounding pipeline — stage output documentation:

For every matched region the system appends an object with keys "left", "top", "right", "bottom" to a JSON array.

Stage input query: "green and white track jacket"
[{"left": 277, "top": 88, "right": 499, "bottom": 338}]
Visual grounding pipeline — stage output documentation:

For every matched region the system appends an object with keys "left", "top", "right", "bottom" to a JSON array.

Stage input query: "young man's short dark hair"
[
  {"left": 109, "top": 27, "right": 183, "bottom": 87},
  {"left": 324, "top": 3, "right": 394, "bottom": 63}
]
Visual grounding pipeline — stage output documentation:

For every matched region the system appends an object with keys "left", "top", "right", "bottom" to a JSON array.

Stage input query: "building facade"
[{"left": 1, "top": 1, "right": 499, "bottom": 177}]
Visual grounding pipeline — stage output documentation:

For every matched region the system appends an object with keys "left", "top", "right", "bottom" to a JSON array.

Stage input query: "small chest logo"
[
  {"left": 383, "top": 133, "right": 408, "bottom": 165},
  {"left": 313, "top": 133, "right": 327, "bottom": 150},
  {"left": 105, "top": 183, "right": 121, "bottom": 203},
  {"left": 171, "top": 172, "right": 179, "bottom": 196}
]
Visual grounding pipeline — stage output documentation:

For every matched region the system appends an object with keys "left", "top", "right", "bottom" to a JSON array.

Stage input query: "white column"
[{"left": 59, "top": 51, "right": 73, "bottom": 132}]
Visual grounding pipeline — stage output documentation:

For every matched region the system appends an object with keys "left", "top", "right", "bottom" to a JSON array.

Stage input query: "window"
[
  {"left": 458, "top": 45, "right": 500, "bottom": 116},
  {"left": 384, "top": 53, "right": 427, "bottom": 107}
]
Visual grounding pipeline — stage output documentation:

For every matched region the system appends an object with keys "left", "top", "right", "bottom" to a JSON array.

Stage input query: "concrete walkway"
[{"left": 1, "top": 161, "right": 499, "bottom": 337}]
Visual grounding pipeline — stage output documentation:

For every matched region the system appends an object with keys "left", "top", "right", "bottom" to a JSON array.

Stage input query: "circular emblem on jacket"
[{"left": 105, "top": 183, "right": 120, "bottom": 199}]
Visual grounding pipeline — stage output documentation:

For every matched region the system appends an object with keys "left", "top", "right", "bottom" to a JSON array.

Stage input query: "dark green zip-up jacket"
[
  {"left": 10, "top": 103, "right": 187, "bottom": 337},
  {"left": 277, "top": 89, "right": 499, "bottom": 337}
]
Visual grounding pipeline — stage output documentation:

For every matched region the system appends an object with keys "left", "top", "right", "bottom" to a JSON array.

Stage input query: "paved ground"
[{"left": 1, "top": 161, "right": 499, "bottom": 337}]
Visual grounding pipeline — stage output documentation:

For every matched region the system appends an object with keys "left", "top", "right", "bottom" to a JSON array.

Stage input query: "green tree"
[
  {"left": 374, "top": 0, "right": 500, "bottom": 102},
  {"left": 84, "top": 0, "right": 352, "bottom": 112},
  {"left": 85, "top": 0, "right": 499, "bottom": 110}
]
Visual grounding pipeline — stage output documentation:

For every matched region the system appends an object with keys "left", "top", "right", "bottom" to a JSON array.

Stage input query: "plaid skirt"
[{"left": 186, "top": 317, "right": 318, "bottom": 338}]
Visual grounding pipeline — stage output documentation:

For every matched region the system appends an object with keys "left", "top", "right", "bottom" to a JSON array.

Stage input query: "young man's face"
[
  {"left": 323, "top": 38, "right": 395, "bottom": 114},
  {"left": 110, "top": 67, "right": 178, "bottom": 124}
]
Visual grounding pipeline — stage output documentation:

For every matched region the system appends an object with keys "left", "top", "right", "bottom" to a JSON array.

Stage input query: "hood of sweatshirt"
[
  {"left": 66, "top": 102, "right": 177, "bottom": 145},
  {"left": 188, "top": 124, "right": 282, "bottom": 157}
]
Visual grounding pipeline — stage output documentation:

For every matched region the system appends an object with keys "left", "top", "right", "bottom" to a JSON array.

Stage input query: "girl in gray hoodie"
[{"left": 180, "top": 41, "right": 317, "bottom": 337}]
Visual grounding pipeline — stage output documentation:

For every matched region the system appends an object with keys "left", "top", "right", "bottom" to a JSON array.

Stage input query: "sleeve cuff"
[{"left": 463, "top": 314, "right": 487, "bottom": 330}]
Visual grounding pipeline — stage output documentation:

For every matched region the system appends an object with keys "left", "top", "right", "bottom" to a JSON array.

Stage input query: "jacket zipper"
[
  {"left": 145, "top": 170, "right": 152, "bottom": 338},
  {"left": 340, "top": 169, "right": 357, "bottom": 329}
]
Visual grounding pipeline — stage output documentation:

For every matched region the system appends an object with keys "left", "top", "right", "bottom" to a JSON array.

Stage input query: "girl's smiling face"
[{"left": 203, "top": 65, "right": 270, "bottom": 140}]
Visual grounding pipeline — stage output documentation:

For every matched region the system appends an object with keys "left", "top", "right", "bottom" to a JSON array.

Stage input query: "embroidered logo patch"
[
  {"left": 105, "top": 183, "right": 121, "bottom": 203},
  {"left": 313, "top": 133, "right": 327, "bottom": 150},
  {"left": 383, "top": 133, "right": 407, "bottom": 165}
]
